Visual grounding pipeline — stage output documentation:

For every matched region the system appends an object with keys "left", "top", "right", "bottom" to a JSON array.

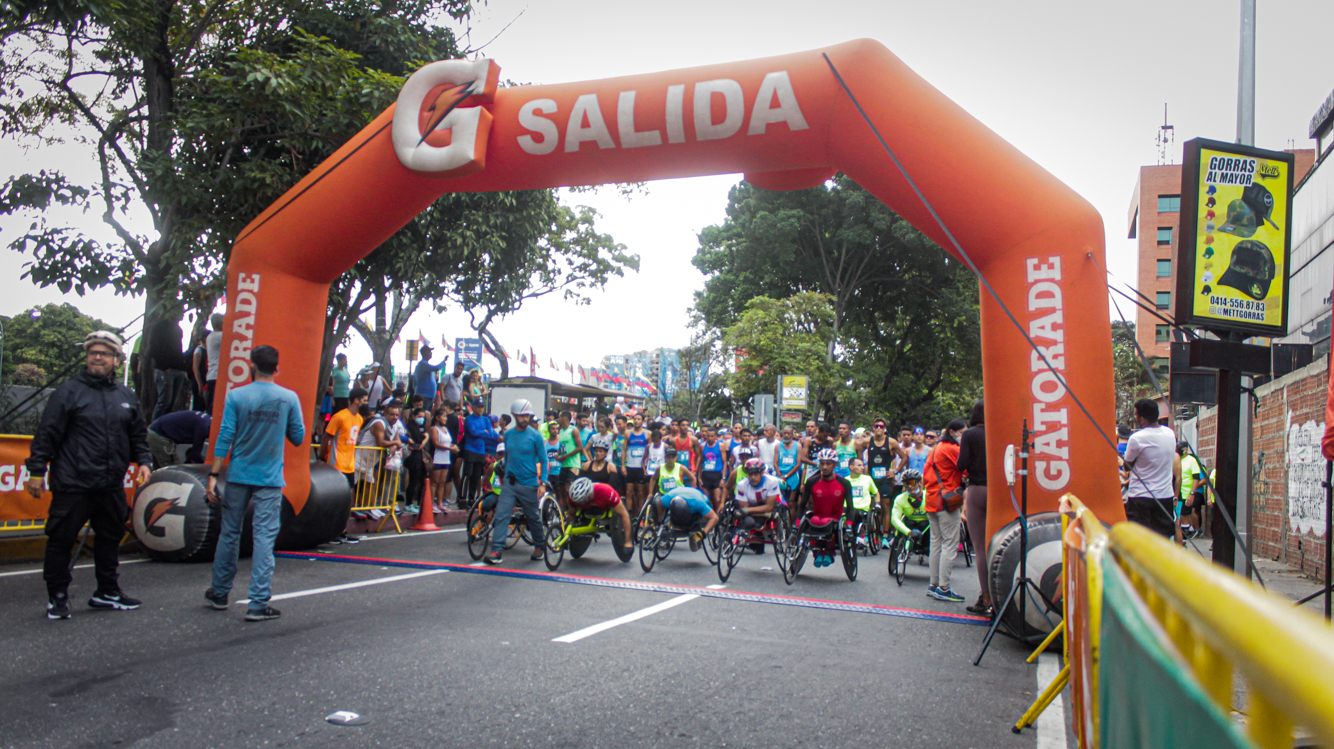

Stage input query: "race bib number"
[
  {"left": 630, "top": 446, "right": 645, "bottom": 459},
  {"left": 661, "top": 477, "right": 678, "bottom": 492},
  {"left": 704, "top": 456, "right": 720, "bottom": 471},
  {"left": 872, "top": 467, "right": 887, "bottom": 480},
  {"left": 839, "top": 456, "right": 851, "bottom": 469}
]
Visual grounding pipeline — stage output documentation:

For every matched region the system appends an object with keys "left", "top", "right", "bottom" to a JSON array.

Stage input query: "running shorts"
[
  {"left": 700, "top": 471, "right": 723, "bottom": 491},
  {"left": 625, "top": 467, "right": 647, "bottom": 485}
]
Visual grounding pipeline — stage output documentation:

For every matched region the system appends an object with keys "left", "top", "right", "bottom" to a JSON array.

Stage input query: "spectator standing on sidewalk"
[
  {"left": 955, "top": 401, "right": 992, "bottom": 617},
  {"left": 924, "top": 419, "right": 967, "bottom": 603},
  {"left": 413, "top": 345, "right": 444, "bottom": 402},
  {"left": 149, "top": 315, "right": 190, "bottom": 420},
  {"left": 403, "top": 406, "right": 430, "bottom": 512},
  {"left": 439, "top": 360, "right": 465, "bottom": 411},
  {"left": 1121, "top": 398, "right": 1181, "bottom": 540},
  {"left": 203, "top": 345, "right": 305, "bottom": 622},
  {"left": 192, "top": 313, "right": 224, "bottom": 413},
  {"left": 329, "top": 353, "right": 352, "bottom": 416},
  {"left": 26, "top": 331, "right": 152, "bottom": 620}
]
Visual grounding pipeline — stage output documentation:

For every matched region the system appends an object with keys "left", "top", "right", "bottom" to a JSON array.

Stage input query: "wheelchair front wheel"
[
  {"left": 541, "top": 498, "right": 566, "bottom": 571},
  {"left": 465, "top": 503, "right": 492, "bottom": 561},
  {"left": 568, "top": 533, "right": 593, "bottom": 559},
  {"left": 839, "top": 521, "right": 859, "bottom": 581}
]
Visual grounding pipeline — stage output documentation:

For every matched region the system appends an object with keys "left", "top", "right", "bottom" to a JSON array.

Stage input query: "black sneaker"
[
  {"left": 204, "top": 588, "right": 228, "bottom": 610},
  {"left": 47, "top": 593, "right": 71, "bottom": 620},
  {"left": 244, "top": 606, "right": 281, "bottom": 622},
  {"left": 966, "top": 597, "right": 989, "bottom": 615},
  {"left": 88, "top": 589, "right": 141, "bottom": 610},
  {"left": 340, "top": 533, "right": 361, "bottom": 545},
  {"left": 485, "top": 551, "right": 503, "bottom": 565},
  {"left": 327, "top": 535, "right": 344, "bottom": 545}
]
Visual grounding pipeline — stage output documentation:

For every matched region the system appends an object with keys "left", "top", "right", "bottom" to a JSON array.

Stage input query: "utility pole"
[{"left": 1230, "top": 0, "right": 1257, "bottom": 577}]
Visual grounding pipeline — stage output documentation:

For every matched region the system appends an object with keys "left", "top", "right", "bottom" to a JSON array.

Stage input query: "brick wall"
[{"left": 1193, "top": 358, "right": 1328, "bottom": 580}]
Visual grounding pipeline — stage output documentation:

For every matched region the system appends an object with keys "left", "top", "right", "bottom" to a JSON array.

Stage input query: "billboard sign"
[
  {"left": 779, "top": 375, "right": 808, "bottom": 409},
  {"left": 454, "top": 337, "right": 483, "bottom": 370},
  {"left": 1174, "top": 138, "right": 1294, "bottom": 337}
]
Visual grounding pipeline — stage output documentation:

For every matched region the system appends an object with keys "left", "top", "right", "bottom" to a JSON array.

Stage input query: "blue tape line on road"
[{"left": 276, "top": 551, "right": 989, "bottom": 627}]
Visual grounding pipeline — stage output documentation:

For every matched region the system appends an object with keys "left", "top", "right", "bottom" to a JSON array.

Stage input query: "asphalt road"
[{"left": 0, "top": 529, "right": 1064, "bottom": 749}]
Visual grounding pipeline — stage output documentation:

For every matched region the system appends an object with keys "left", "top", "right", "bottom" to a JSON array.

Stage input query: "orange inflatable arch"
[{"left": 212, "top": 38, "right": 1124, "bottom": 540}]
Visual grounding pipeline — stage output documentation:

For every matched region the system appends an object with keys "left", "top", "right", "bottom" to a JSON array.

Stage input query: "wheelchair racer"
[
  {"left": 798, "top": 448, "right": 855, "bottom": 568},
  {"left": 567, "top": 477, "right": 635, "bottom": 554},
  {"left": 653, "top": 485, "right": 720, "bottom": 551},
  {"left": 889, "top": 469, "right": 929, "bottom": 549},
  {"left": 722, "top": 458, "right": 784, "bottom": 552}
]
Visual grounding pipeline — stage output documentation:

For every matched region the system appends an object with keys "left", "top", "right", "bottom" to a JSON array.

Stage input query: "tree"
[
  {"left": 1112, "top": 320, "right": 1156, "bottom": 427},
  {"left": 0, "top": 303, "right": 115, "bottom": 384},
  {"left": 3, "top": 1, "right": 634, "bottom": 413},
  {"left": 693, "top": 175, "right": 982, "bottom": 428},
  {"left": 724, "top": 293, "right": 846, "bottom": 416}
]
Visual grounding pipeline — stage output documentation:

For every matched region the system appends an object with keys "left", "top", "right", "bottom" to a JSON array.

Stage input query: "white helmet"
[
  {"left": 569, "top": 477, "right": 594, "bottom": 503},
  {"left": 510, "top": 398, "right": 536, "bottom": 417}
]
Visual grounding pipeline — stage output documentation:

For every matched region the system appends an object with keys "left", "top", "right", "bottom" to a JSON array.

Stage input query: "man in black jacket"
[{"left": 26, "top": 331, "right": 153, "bottom": 620}]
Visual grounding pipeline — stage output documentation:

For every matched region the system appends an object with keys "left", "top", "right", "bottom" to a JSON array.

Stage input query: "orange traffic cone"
[{"left": 412, "top": 477, "right": 441, "bottom": 531}]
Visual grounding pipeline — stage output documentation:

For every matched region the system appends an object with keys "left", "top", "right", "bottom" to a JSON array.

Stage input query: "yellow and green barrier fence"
[{"left": 1059, "top": 496, "right": 1334, "bottom": 749}]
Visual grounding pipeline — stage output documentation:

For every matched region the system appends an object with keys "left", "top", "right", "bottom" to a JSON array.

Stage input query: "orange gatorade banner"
[{"left": 0, "top": 435, "right": 138, "bottom": 522}]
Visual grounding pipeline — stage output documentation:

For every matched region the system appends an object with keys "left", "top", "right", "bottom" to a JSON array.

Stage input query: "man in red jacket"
[{"left": 923, "top": 419, "right": 966, "bottom": 603}]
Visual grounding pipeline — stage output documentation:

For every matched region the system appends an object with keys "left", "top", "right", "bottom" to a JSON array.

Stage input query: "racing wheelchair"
[
  {"left": 540, "top": 487, "right": 636, "bottom": 571},
  {"left": 637, "top": 495, "right": 716, "bottom": 573},
  {"left": 887, "top": 523, "right": 931, "bottom": 586},
  {"left": 465, "top": 492, "right": 535, "bottom": 560},
  {"left": 783, "top": 510, "right": 857, "bottom": 584},
  {"left": 715, "top": 499, "right": 791, "bottom": 583}
]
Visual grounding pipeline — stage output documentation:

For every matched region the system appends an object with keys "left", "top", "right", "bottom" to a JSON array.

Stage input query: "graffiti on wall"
[{"left": 1286, "top": 412, "right": 1328, "bottom": 537}]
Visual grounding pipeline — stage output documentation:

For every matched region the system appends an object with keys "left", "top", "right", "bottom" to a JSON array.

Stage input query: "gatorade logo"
[
  {"left": 1025, "top": 256, "right": 1071, "bottom": 492},
  {"left": 132, "top": 481, "right": 193, "bottom": 553},
  {"left": 392, "top": 58, "right": 498, "bottom": 175}
]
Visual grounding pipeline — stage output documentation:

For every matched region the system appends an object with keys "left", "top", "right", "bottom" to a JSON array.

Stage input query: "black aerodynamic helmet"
[
  {"left": 668, "top": 496, "right": 693, "bottom": 528},
  {"left": 1219, "top": 240, "right": 1276, "bottom": 301}
]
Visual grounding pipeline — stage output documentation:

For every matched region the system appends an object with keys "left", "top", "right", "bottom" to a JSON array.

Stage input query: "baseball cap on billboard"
[{"left": 1218, "top": 240, "right": 1276, "bottom": 301}]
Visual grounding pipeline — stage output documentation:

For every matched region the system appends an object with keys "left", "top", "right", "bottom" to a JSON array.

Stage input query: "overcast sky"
[{"left": 3, "top": 0, "right": 1332, "bottom": 382}]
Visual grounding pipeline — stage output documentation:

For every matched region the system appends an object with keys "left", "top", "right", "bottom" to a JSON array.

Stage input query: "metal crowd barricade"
[
  {"left": 1108, "top": 521, "right": 1334, "bottom": 749},
  {"left": 1052, "top": 495, "right": 1334, "bottom": 749},
  {"left": 352, "top": 445, "right": 403, "bottom": 533}
]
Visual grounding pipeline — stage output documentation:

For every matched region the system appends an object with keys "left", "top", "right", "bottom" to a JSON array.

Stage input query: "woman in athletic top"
[
  {"left": 429, "top": 408, "right": 459, "bottom": 509},
  {"left": 646, "top": 429, "right": 667, "bottom": 477},
  {"left": 583, "top": 443, "right": 617, "bottom": 487}
]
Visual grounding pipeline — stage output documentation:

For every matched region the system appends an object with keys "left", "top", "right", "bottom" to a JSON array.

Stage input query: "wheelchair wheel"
[
  {"left": 717, "top": 524, "right": 736, "bottom": 583},
  {"left": 465, "top": 503, "right": 492, "bottom": 561},
  {"left": 891, "top": 536, "right": 910, "bottom": 586},
  {"left": 638, "top": 526, "right": 658, "bottom": 573},
  {"left": 656, "top": 524, "right": 676, "bottom": 560},
  {"left": 611, "top": 516, "right": 634, "bottom": 563},
  {"left": 839, "top": 521, "right": 859, "bottom": 581},
  {"left": 770, "top": 506, "right": 791, "bottom": 571},
  {"left": 785, "top": 536, "right": 808, "bottom": 585},
  {"left": 867, "top": 507, "right": 883, "bottom": 556},
  {"left": 541, "top": 497, "right": 566, "bottom": 571},
  {"left": 960, "top": 522, "right": 974, "bottom": 567},
  {"left": 702, "top": 518, "right": 721, "bottom": 565},
  {"left": 634, "top": 500, "right": 656, "bottom": 547},
  {"left": 568, "top": 534, "right": 593, "bottom": 559}
]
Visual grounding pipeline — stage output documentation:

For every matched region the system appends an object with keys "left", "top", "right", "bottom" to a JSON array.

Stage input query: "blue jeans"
[
  {"left": 210, "top": 482, "right": 283, "bottom": 612},
  {"left": 490, "top": 482, "right": 543, "bottom": 553}
]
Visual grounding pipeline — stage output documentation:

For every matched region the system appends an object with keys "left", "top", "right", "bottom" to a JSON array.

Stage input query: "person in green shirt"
[
  {"left": 847, "top": 457, "right": 880, "bottom": 548},
  {"left": 1177, "top": 442, "right": 1205, "bottom": 539},
  {"left": 554, "top": 410, "right": 584, "bottom": 498},
  {"left": 329, "top": 353, "right": 351, "bottom": 414},
  {"left": 889, "top": 469, "right": 929, "bottom": 548}
]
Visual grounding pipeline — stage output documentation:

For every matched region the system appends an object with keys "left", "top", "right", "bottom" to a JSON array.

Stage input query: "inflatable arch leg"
[{"left": 209, "top": 39, "right": 1123, "bottom": 542}]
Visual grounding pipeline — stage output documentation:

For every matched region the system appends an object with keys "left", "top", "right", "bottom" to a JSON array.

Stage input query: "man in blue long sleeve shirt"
[
  {"left": 461, "top": 397, "right": 497, "bottom": 507},
  {"left": 487, "top": 399, "right": 548, "bottom": 565},
  {"left": 203, "top": 345, "right": 305, "bottom": 622}
]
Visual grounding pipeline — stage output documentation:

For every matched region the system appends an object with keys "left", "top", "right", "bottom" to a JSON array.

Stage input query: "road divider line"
[
  {"left": 0, "top": 558, "right": 148, "bottom": 578},
  {"left": 275, "top": 551, "right": 989, "bottom": 626},
  {"left": 1035, "top": 652, "right": 1067, "bottom": 749},
  {"left": 357, "top": 528, "right": 464, "bottom": 540},
  {"left": 553, "top": 594, "right": 699, "bottom": 643},
  {"left": 237, "top": 569, "right": 446, "bottom": 604}
]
